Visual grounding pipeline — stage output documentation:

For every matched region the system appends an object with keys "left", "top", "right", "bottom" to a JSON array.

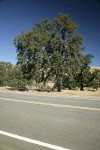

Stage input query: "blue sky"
[{"left": 0, "top": 0, "right": 100, "bottom": 66}]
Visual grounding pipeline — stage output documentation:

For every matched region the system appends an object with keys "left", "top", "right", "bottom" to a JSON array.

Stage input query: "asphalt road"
[{"left": 0, "top": 91, "right": 100, "bottom": 150}]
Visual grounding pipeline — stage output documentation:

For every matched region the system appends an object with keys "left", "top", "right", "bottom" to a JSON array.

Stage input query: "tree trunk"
[
  {"left": 57, "top": 85, "right": 61, "bottom": 92},
  {"left": 56, "top": 76, "right": 62, "bottom": 92},
  {"left": 80, "top": 80, "right": 84, "bottom": 91},
  {"left": 80, "top": 86, "right": 84, "bottom": 91}
]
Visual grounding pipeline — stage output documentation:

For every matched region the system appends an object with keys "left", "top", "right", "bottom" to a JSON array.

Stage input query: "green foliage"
[
  {"left": 0, "top": 62, "right": 28, "bottom": 89},
  {"left": 7, "top": 65, "right": 28, "bottom": 89},
  {"left": 88, "top": 69, "right": 100, "bottom": 89},
  {"left": 0, "top": 62, "right": 13, "bottom": 86},
  {"left": 75, "top": 54, "right": 93, "bottom": 90},
  {"left": 13, "top": 13, "right": 96, "bottom": 92}
]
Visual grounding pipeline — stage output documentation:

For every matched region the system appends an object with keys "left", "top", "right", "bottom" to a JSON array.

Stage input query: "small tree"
[
  {"left": 7, "top": 65, "right": 28, "bottom": 89},
  {"left": 0, "top": 61, "right": 14, "bottom": 86},
  {"left": 89, "top": 69, "right": 100, "bottom": 90},
  {"left": 76, "top": 54, "right": 93, "bottom": 90}
]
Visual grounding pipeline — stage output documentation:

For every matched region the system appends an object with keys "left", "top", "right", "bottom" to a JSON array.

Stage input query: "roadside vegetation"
[
  {"left": 0, "top": 62, "right": 28, "bottom": 91},
  {"left": 0, "top": 13, "right": 100, "bottom": 92},
  {"left": 0, "top": 61, "right": 99, "bottom": 92}
]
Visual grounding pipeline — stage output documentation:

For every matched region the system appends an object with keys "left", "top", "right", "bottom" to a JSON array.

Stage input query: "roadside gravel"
[{"left": 0, "top": 87, "right": 100, "bottom": 99}]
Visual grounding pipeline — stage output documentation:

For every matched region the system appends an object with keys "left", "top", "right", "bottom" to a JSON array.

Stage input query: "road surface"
[{"left": 0, "top": 91, "right": 100, "bottom": 150}]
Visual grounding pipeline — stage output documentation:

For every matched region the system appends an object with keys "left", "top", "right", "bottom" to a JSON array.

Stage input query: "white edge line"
[{"left": 0, "top": 131, "right": 70, "bottom": 150}]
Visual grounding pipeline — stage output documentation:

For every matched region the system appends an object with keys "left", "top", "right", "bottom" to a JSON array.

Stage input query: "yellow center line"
[{"left": 0, "top": 98, "right": 100, "bottom": 112}]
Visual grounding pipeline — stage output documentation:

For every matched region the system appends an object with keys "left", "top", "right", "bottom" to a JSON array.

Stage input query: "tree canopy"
[{"left": 13, "top": 13, "right": 99, "bottom": 91}]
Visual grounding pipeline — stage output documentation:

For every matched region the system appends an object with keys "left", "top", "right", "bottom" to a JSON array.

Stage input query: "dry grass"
[
  {"left": 29, "top": 89, "right": 100, "bottom": 98},
  {"left": 0, "top": 86, "right": 100, "bottom": 98}
]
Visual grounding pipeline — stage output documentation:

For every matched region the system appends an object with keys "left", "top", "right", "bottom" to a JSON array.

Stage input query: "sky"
[{"left": 0, "top": 0, "right": 100, "bottom": 67}]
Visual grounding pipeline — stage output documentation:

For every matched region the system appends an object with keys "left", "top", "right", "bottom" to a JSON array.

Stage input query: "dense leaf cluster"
[{"left": 0, "top": 62, "right": 27, "bottom": 89}]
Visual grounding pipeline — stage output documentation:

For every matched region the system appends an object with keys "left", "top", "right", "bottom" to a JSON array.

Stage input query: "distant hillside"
[{"left": 90, "top": 67, "right": 100, "bottom": 72}]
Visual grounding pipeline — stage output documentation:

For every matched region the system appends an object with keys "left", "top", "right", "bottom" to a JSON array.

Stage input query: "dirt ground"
[{"left": 0, "top": 86, "right": 100, "bottom": 98}]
